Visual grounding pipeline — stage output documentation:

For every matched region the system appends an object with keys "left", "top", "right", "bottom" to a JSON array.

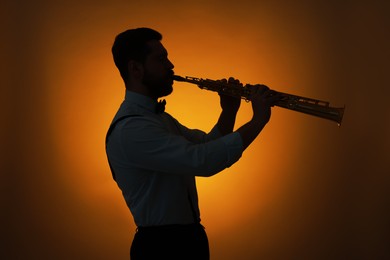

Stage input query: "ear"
[{"left": 127, "top": 60, "right": 144, "bottom": 80}]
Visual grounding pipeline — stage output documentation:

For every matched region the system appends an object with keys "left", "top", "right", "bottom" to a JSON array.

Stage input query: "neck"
[{"left": 125, "top": 82, "right": 158, "bottom": 102}]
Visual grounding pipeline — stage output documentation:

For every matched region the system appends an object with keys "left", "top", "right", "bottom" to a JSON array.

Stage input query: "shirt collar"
[{"left": 125, "top": 90, "right": 158, "bottom": 113}]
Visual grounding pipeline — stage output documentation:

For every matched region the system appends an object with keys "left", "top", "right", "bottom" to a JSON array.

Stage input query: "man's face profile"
[{"left": 142, "top": 40, "right": 174, "bottom": 98}]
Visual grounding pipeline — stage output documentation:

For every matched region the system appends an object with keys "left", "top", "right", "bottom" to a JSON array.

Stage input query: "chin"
[{"left": 160, "top": 86, "right": 173, "bottom": 98}]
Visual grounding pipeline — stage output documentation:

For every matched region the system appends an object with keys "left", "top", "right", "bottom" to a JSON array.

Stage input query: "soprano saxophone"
[{"left": 173, "top": 75, "right": 345, "bottom": 126}]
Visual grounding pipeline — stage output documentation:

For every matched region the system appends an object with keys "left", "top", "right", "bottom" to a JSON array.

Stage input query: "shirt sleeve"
[
  {"left": 168, "top": 115, "right": 223, "bottom": 144},
  {"left": 118, "top": 116, "right": 243, "bottom": 177}
]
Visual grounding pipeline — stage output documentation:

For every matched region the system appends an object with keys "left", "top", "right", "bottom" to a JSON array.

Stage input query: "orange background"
[{"left": 2, "top": 0, "right": 390, "bottom": 259}]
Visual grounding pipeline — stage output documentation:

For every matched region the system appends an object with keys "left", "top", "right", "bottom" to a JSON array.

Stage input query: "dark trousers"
[{"left": 130, "top": 223, "right": 209, "bottom": 260}]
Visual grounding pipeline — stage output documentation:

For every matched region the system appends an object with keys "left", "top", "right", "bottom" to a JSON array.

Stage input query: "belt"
[{"left": 137, "top": 222, "right": 204, "bottom": 232}]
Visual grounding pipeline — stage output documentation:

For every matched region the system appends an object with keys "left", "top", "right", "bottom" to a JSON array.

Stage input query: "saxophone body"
[{"left": 173, "top": 75, "right": 345, "bottom": 126}]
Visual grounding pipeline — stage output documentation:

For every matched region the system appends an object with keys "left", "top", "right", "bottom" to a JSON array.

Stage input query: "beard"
[{"left": 142, "top": 69, "right": 173, "bottom": 99}]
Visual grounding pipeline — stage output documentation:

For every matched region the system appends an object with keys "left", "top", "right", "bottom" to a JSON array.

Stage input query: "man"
[{"left": 106, "top": 28, "right": 279, "bottom": 259}]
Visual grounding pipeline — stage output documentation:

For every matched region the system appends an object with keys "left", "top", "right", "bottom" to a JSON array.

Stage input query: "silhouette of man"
[{"left": 106, "top": 28, "right": 279, "bottom": 260}]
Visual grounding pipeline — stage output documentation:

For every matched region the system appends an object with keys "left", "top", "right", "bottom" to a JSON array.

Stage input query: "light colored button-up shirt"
[{"left": 106, "top": 90, "right": 243, "bottom": 227}]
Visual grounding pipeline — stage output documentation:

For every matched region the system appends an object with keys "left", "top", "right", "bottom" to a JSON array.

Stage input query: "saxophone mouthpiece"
[{"left": 173, "top": 75, "right": 186, "bottom": 82}]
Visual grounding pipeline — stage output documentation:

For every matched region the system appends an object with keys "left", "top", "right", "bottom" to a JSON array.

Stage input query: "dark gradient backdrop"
[{"left": 2, "top": 0, "right": 389, "bottom": 259}]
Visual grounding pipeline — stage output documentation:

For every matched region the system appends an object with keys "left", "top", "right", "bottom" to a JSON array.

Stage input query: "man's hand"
[
  {"left": 218, "top": 77, "right": 241, "bottom": 112},
  {"left": 235, "top": 84, "right": 281, "bottom": 150},
  {"left": 215, "top": 77, "right": 242, "bottom": 136},
  {"left": 250, "top": 84, "right": 281, "bottom": 125}
]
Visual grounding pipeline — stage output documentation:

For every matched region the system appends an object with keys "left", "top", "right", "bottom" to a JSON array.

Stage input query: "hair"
[{"left": 111, "top": 28, "right": 162, "bottom": 83}]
